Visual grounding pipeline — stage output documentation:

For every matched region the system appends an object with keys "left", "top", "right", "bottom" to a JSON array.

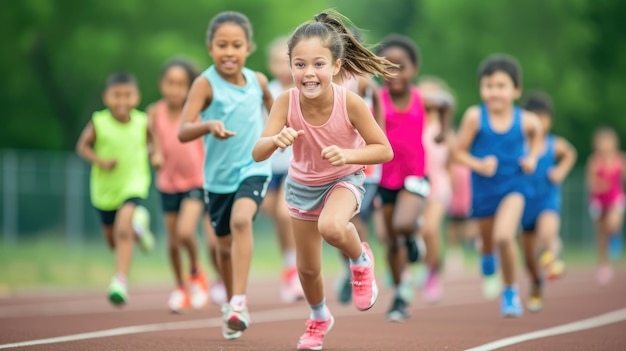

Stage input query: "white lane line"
[
  {"left": 0, "top": 306, "right": 303, "bottom": 349},
  {"left": 0, "top": 296, "right": 488, "bottom": 349},
  {"left": 465, "top": 307, "right": 626, "bottom": 351}
]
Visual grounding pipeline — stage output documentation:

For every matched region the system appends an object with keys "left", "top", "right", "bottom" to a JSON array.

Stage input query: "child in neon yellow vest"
[{"left": 76, "top": 72, "right": 156, "bottom": 306}]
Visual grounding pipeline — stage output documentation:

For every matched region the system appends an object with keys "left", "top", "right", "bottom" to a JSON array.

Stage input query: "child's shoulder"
[{"left": 461, "top": 105, "right": 482, "bottom": 121}]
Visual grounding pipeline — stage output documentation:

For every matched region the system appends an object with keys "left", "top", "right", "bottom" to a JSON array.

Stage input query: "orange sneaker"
[
  {"left": 189, "top": 271, "right": 210, "bottom": 309},
  {"left": 168, "top": 287, "right": 190, "bottom": 313}
]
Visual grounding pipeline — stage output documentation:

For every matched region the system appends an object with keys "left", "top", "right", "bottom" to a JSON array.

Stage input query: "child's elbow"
[{"left": 383, "top": 147, "right": 394, "bottom": 163}]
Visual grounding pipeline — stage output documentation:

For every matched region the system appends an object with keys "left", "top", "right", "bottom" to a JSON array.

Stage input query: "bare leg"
[
  {"left": 292, "top": 219, "right": 325, "bottom": 305},
  {"left": 493, "top": 193, "right": 525, "bottom": 286},
  {"left": 177, "top": 198, "right": 205, "bottom": 274},
  {"left": 229, "top": 198, "right": 258, "bottom": 296},
  {"left": 164, "top": 212, "right": 184, "bottom": 287},
  {"left": 113, "top": 203, "right": 138, "bottom": 277}
]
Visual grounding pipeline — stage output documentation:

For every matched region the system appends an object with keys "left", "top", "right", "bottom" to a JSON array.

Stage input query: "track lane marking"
[{"left": 465, "top": 307, "right": 626, "bottom": 351}]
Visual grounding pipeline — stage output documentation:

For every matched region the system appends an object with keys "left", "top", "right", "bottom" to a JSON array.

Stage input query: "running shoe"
[
  {"left": 350, "top": 242, "right": 378, "bottom": 311},
  {"left": 221, "top": 303, "right": 242, "bottom": 340},
  {"left": 296, "top": 312, "right": 335, "bottom": 350},
  {"left": 189, "top": 271, "right": 210, "bottom": 309},
  {"left": 386, "top": 296, "right": 409, "bottom": 322},
  {"left": 281, "top": 267, "right": 305, "bottom": 303},
  {"left": 405, "top": 236, "right": 421, "bottom": 263},
  {"left": 210, "top": 280, "right": 227, "bottom": 306},
  {"left": 336, "top": 271, "right": 352, "bottom": 305},
  {"left": 608, "top": 233, "right": 623, "bottom": 261},
  {"left": 423, "top": 270, "right": 442, "bottom": 304},
  {"left": 526, "top": 280, "right": 543, "bottom": 313},
  {"left": 168, "top": 287, "right": 190, "bottom": 313},
  {"left": 596, "top": 264, "right": 614, "bottom": 286},
  {"left": 228, "top": 300, "right": 250, "bottom": 332},
  {"left": 482, "top": 274, "right": 502, "bottom": 300},
  {"left": 108, "top": 276, "right": 128, "bottom": 306},
  {"left": 132, "top": 205, "right": 154, "bottom": 253},
  {"left": 500, "top": 287, "right": 523, "bottom": 317}
]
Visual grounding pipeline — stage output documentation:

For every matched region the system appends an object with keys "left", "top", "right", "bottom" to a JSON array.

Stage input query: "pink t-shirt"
[
  {"left": 153, "top": 100, "right": 204, "bottom": 193},
  {"left": 379, "top": 86, "right": 427, "bottom": 189},
  {"left": 589, "top": 152, "right": 625, "bottom": 204},
  {"left": 287, "top": 83, "right": 364, "bottom": 185}
]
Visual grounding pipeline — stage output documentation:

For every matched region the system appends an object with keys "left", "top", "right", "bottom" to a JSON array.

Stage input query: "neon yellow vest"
[{"left": 90, "top": 109, "right": 151, "bottom": 210}]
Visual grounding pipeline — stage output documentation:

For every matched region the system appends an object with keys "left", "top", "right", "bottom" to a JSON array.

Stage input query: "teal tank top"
[{"left": 200, "top": 65, "right": 271, "bottom": 193}]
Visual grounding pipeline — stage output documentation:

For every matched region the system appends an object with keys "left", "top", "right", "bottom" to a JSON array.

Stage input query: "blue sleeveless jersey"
[
  {"left": 521, "top": 134, "right": 560, "bottom": 230},
  {"left": 200, "top": 66, "right": 271, "bottom": 193},
  {"left": 470, "top": 104, "right": 531, "bottom": 217}
]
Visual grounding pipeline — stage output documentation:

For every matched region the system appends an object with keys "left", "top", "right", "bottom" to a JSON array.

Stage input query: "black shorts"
[
  {"left": 378, "top": 176, "right": 430, "bottom": 205},
  {"left": 96, "top": 198, "right": 143, "bottom": 226},
  {"left": 205, "top": 176, "right": 269, "bottom": 237},
  {"left": 159, "top": 188, "right": 204, "bottom": 213}
]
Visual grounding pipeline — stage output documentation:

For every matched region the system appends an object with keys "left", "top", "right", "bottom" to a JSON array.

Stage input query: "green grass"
[{"left": 0, "top": 230, "right": 613, "bottom": 293}]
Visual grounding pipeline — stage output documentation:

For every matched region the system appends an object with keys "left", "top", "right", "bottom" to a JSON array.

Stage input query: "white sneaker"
[
  {"left": 189, "top": 273, "right": 209, "bottom": 309},
  {"left": 168, "top": 287, "right": 189, "bottom": 313},
  {"left": 227, "top": 300, "right": 250, "bottom": 331},
  {"left": 221, "top": 304, "right": 242, "bottom": 340},
  {"left": 210, "top": 280, "right": 227, "bottom": 306}
]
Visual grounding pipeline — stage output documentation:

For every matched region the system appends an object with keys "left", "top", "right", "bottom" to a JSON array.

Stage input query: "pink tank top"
[
  {"left": 424, "top": 122, "right": 451, "bottom": 202},
  {"left": 154, "top": 101, "right": 205, "bottom": 193},
  {"left": 287, "top": 83, "right": 364, "bottom": 185},
  {"left": 589, "top": 152, "right": 625, "bottom": 200},
  {"left": 379, "top": 86, "right": 426, "bottom": 189}
]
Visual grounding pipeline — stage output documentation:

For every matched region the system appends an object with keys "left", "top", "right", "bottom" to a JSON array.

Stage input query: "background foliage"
[{"left": 2, "top": 0, "right": 625, "bottom": 160}]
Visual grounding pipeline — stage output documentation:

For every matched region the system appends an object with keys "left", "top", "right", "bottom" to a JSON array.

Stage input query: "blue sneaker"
[
  {"left": 608, "top": 233, "right": 623, "bottom": 261},
  {"left": 500, "top": 287, "right": 523, "bottom": 318}
]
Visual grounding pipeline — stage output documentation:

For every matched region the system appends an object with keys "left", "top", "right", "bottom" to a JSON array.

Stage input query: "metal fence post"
[
  {"left": 2, "top": 150, "right": 18, "bottom": 246},
  {"left": 65, "top": 155, "right": 84, "bottom": 247}
]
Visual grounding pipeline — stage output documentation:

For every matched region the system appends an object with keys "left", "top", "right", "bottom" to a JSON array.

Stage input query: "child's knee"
[
  {"left": 297, "top": 265, "right": 321, "bottom": 281},
  {"left": 230, "top": 214, "right": 253, "bottom": 233},
  {"left": 318, "top": 219, "right": 346, "bottom": 245},
  {"left": 115, "top": 227, "right": 134, "bottom": 241}
]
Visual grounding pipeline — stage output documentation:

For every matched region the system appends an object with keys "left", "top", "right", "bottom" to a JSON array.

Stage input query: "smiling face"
[
  {"left": 208, "top": 22, "right": 251, "bottom": 81},
  {"left": 159, "top": 65, "right": 191, "bottom": 108},
  {"left": 379, "top": 46, "right": 417, "bottom": 96},
  {"left": 103, "top": 83, "right": 140, "bottom": 120},
  {"left": 290, "top": 37, "right": 341, "bottom": 100},
  {"left": 480, "top": 70, "right": 521, "bottom": 112}
]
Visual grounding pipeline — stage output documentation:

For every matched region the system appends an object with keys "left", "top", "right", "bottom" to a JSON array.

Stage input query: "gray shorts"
[{"left": 284, "top": 171, "right": 366, "bottom": 221}]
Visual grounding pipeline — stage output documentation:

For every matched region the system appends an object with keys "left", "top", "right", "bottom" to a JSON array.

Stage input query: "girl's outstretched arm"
[
  {"left": 520, "top": 111, "right": 542, "bottom": 173},
  {"left": 256, "top": 72, "right": 274, "bottom": 113},
  {"left": 178, "top": 76, "right": 235, "bottom": 142},
  {"left": 252, "top": 92, "right": 291, "bottom": 162},
  {"left": 146, "top": 103, "right": 163, "bottom": 170},
  {"left": 344, "top": 91, "right": 393, "bottom": 165}
]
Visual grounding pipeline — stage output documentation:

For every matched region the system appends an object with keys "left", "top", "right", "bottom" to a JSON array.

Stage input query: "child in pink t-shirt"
[
  {"left": 253, "top": 11, "right": 394, "bottom": 351},
  {"left": 148, "top": 58, "right": 224, "bottom": 312}
]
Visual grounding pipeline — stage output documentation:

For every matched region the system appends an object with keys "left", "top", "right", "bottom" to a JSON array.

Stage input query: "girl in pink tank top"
[
  {"left": 586, "top": 126, "right": 625, "bottom": 285},
  {"left": 374, "top": 35, "right": 446, "bottom": 316},
  {"left": 148, "top": 58, "right": 224, "bottom": 312},
  {"left": 252, "top": 12, "right": 395, "bottom": 349}
]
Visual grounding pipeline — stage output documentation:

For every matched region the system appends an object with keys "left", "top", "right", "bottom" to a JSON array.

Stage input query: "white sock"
[
  {"left": 310, "top": 299, "right": 329, "bottom": 320},
  {"left": 349, "top": 245, "right": 371, "bottom": 267}
]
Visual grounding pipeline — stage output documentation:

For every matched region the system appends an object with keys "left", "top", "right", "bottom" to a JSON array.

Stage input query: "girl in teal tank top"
[
  {"left": 177, "top": 12, "right": 274, "bottom": 339},
  {"left": 76, "top": 72, "right": 156, "bottom": 307}
]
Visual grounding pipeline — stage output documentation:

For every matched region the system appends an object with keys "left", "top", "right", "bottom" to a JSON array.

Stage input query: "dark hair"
[
  {"left": 478, "top": 54, "right": 522, "bottom": 88},
  {"left": 377, "top": 34, "right": 420, "bottom": 67},
  {"left": 287, "top": 10, "right": 397, "bottom": 79},
  {"left": 105, "top": 72, "right": 137, "bottom": 89},
  {"left": 522, "top": 90, "right": 553, "bottom": 116},
  {"left": 160, "top": 58, "right": 199, "bottom": 88},
  {"left": 206, "top": 11, "right": 255, "bottom": 51}
]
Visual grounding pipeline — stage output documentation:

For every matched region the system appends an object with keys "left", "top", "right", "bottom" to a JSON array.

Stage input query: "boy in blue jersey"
[
  {"left": 520, "top": 91, "right": 577, "bottom": 312},
  {"left": 454, "top": 54, "right": 542, "bottom": 317}
]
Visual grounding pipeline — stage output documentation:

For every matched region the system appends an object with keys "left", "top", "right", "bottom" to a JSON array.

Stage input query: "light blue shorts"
[{"left": 284, "top": 171, "right": 365, "bottom": 221}]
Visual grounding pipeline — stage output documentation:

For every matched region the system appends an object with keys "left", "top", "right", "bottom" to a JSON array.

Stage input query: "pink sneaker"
[
  {"left": 297, "top": 315, "right": 335, "bottom": 350},
  {"left": 596, "top": 264, "right": 614, "bottom": 286},
  {"left": 350, "top": 242, "right": 378, "bottom": 311},
  {"left": 423, "top": 271, "right": 442, "bottom": 304}
]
